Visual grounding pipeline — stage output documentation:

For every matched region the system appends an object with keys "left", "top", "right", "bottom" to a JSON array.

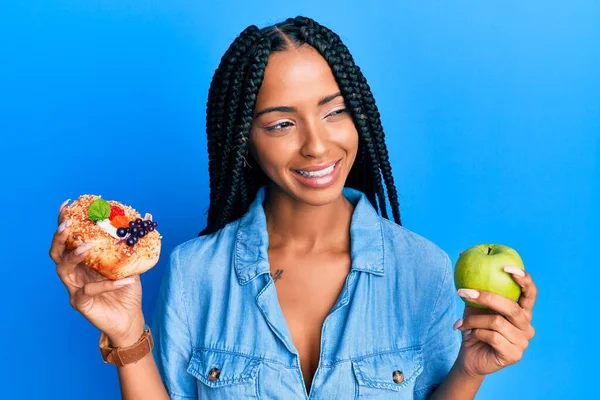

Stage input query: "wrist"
[
  {"left": 428, "top": 363, "right": 485, "bottom": 400},
  {"left": 451, "top": 362, "right": 486, "bottom": 383},
  {"left": 106, "top": 317, "right": 146, "bottom": 348}
]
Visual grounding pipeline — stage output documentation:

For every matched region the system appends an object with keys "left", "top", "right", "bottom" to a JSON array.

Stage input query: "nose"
[{"left": 300, "top": 121, "right": 329, "bottom": 159}]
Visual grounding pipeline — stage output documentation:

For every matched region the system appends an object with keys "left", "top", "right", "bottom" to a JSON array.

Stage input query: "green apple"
[{"left": 454, "top": 244, "right": 525, "bottom": 309}]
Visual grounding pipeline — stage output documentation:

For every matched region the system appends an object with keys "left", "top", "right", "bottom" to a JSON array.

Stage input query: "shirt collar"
[{"left": 234, "top": 185, "right": 385, "bottom": 285}]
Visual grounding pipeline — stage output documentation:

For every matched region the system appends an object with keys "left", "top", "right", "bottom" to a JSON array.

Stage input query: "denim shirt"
[{"left": 151, "top": 185, "right": 461, "bottom": 399}]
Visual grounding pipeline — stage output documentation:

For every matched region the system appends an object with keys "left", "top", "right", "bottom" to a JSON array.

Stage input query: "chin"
[{"left": 291, "top": 185, "right": 345, "bottom": 207}]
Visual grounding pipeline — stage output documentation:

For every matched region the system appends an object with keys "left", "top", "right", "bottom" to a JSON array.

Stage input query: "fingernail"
[
  {"left": 453, "top": 319, "right": 463, "bottom": 331},
  {"left": 457, "top": 288, "right": 480, "bottom": 299},
  {"left": 59, "top": 199, "right": 71, "bottom": 211},
  {"left": 464, "top": 329, "right": 472, "bottom": 336},
  {"left": 114, "top": 277, "right": 135, "bottom": 286},
  {"left": 74, "top": 243, "right": 93, "bottom": 255},
  {"left": 58, "top": 219, "right": 72, "bottom": 233},
  {"left": 503, "top": 265, "right": 525, "bottom": 277}
]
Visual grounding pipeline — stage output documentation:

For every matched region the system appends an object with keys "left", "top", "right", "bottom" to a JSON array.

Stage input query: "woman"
[{"left": 49, "top": 16, "right": 537, "bottom": 399}]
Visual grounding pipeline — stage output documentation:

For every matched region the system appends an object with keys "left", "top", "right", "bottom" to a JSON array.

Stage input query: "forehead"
[{"left": 256, "top": 46, "right": 341, "bottom": 107}]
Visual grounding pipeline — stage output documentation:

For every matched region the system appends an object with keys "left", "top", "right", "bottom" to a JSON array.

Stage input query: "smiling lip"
[
  {"left": 294, "top": 158, "right": 342, "bottom": 172},
  {"left": 292, "top": 158, "right": 343, "bottom": 189}
]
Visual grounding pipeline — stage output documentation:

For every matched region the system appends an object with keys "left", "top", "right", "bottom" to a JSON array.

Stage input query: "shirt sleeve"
[
  {"left": 413, "top": 252, "right": 461, "bottom": 399},
  {"left": 151, "top": 246, "right": 198, "bottom": 399}
]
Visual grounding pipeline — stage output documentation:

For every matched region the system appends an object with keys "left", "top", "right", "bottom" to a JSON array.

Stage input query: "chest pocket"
[
  {"left": 187, "top": 348, "right": 261, "bottom": 399},
  {"left": 352, "top": 346, "right": 423, "bottom": 398}
]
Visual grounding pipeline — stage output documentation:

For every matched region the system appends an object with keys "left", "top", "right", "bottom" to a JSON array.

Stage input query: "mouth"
[
  {"left": 293, "top": 158, "right": 341, "bottom": 178},
  {"left": 291, "top": 158, "right": 343, "bottom": 188}
]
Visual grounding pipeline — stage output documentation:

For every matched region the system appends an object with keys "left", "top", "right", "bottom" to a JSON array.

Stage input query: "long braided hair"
[{"left": 200, "top": 16, "right": 401, "bottom": 236}]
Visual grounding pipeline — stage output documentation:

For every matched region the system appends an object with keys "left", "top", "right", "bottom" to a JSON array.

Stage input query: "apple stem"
[{"left": 487, "top": 246, "right": 492, "bottom": 255}]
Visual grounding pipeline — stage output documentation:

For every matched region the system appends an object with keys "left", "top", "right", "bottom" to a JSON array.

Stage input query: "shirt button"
[
  {"left": 392, "top": 370, "right": 404, "bottom": 384},
  {"left": 208, "top": 367, "right": 221, "bottom": 381}
]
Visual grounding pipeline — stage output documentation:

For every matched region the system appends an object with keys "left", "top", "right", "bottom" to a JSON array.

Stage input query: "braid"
[
  {"left": 200, "top": 16, "right": 402, "bottom": 236},
  {"left": 351, "top": 56, "right": 401, "bottom": 224},
  {"left": 206, "top": 26, "right": 251, "bottom": 190},
  {"left": 204, "top": 27, "right": 262, "bottom": 232},
  {"left": 218, "top": 38, "right": 272, "bottom": 228},
  {"left": 207, "top": 27, "right": 262, "bottom": 215}
]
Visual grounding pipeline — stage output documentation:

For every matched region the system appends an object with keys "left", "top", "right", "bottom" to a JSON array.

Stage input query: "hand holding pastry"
[{"left": 49, "top": 197, "right": 162, "bottom": 346}]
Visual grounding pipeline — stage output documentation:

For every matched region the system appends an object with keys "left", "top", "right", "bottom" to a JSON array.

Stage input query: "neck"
[{"left": 263, "top": 184, "right": 354, "bottom": 252}]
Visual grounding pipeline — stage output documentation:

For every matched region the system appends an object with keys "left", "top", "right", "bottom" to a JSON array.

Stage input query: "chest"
[
  {"left": 186, "top": 254, "right": 430, "bottom": 400},
  {"left": 268, "top": 249, "right": 351, "bottom": 392}
]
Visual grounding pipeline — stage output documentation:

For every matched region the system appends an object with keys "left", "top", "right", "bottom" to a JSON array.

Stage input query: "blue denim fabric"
[{"left": 152, "top": 185, "right": 460, "bottom": 399}]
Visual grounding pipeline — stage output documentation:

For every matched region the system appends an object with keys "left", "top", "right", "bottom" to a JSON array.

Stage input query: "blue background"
[{"left": 1, "top": 1, "right": 598, "bottom": 398}]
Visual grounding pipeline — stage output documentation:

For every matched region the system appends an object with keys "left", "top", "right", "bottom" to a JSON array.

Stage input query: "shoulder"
[
  {"left": 380, "top": 218, "right": 451, "bottom": 268},
  {"left": 378, "top": 218, "right": 456, "bottom": 330},
  {"left": 174, "top": 217, "right": 243, "bottom": 257},
  {"left": 379, "top": 217, "right": 452, "bottom": 294},
  {"left": 166, "top": 220, "right": 242, "bottom": 280}
]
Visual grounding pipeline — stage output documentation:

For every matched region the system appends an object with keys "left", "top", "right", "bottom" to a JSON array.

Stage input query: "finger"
[
  {"left": 453, "top": 319, "right": 472, "bottom": 342},
  {"left": 457, "top": 288, "right": 529, "bottom": 331},
  {"left": 467, "top": 328, "right": 524, "bottom": 365},
  {"left": 504, "top": 266, "right": 537, "bottom": 320},
  {"left": 462, "top": 304, "right": 496, "bottom": 318},
  {"left": 49, "top": 219, "right": 72, "bottom": 263},
  {"left": 458, "top": 315, "right": 529, "bottom": 349},
  {"left": 56, "top": 242, "right": 93, "bottom": 282},
  {"left": 57, "top": 198, "right": 71, "bottom": 225},
  {"left": 71, "top": 277, "right": 136, "bottom": 312}
]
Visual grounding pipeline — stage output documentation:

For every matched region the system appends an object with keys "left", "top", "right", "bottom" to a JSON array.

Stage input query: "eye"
[
  {"left": 327, "top": 108, "right": 348, "bottom": 118},
  {"left": 265, "top": 121, "right": 294, "bottom": 132}
]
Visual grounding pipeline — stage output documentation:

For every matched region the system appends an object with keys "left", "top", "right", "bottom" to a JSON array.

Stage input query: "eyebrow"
[{"left": 253, "top": 92, "right": 343, "bottom": 119}]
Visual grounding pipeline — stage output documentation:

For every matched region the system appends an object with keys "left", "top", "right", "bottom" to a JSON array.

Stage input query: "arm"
[
  {"left": 427, "top": 259, "right": 538, "bottom": 399},
  {"left": 108, "top": 318, "right": 170, "bottom": 400},
  {"left": 150, "top": 246, "right": 199, "bottom": 399},
  {"left": 427, "top": 363, "right": 484, "bottom": 400},
  {"left": 413, "top": 252, "right": 484, "bottom": 400},
  {"left": 111, "top": 246, "right": 199, "bottom": 400},
  {"left": 423, "top": 252, "right": 485, "bottom": 399},
  {"left": 49, "top": 204, "right": 170, "bottom": 400}
]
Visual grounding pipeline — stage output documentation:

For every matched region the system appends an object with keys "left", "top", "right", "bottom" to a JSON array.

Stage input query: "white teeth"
[{"left": 297, "top": 162, "right": 336, "bottom": 178}]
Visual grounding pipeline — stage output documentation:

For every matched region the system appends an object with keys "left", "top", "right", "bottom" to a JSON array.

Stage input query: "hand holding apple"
[
  {"left": 450, "top": 244, "right": 538, "bottom": 378},
  {"left": 454, "top": 244, "right": 525, "bottom": 309}
]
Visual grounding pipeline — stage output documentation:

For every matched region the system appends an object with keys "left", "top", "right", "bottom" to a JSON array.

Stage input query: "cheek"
[
  {"left": 342, "top": 128, "right": 359, "bottom": 170},
  {"left": 255, "top": 150, "right": 279, "bottom": 175},
  {"left": 333, "top": 119, "right": 358, "bottom": 144},
  {"left": 350, "top": 129, "right": 359, "bottom": 149},
  {"left": 343, "top": 126, "right": 359, "bottom": 157},
  {"left": 250, "top": 136, "right": 292, "bottom": 175}
]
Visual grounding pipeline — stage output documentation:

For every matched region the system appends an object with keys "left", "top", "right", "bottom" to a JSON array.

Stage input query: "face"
[{"left": 249, "top": 45, "right": 359, "bottom": 206}]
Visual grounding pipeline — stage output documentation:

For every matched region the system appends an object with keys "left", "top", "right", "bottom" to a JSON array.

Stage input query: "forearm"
[
  {"left": 427, "top": 362, "right": 485, "bottom": 400},
  {"left": 116, "top": 352, "right": 170, "bottom": 400},
  {"left": 109, "top": 321, "right": 170, "bottom": 400}
]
